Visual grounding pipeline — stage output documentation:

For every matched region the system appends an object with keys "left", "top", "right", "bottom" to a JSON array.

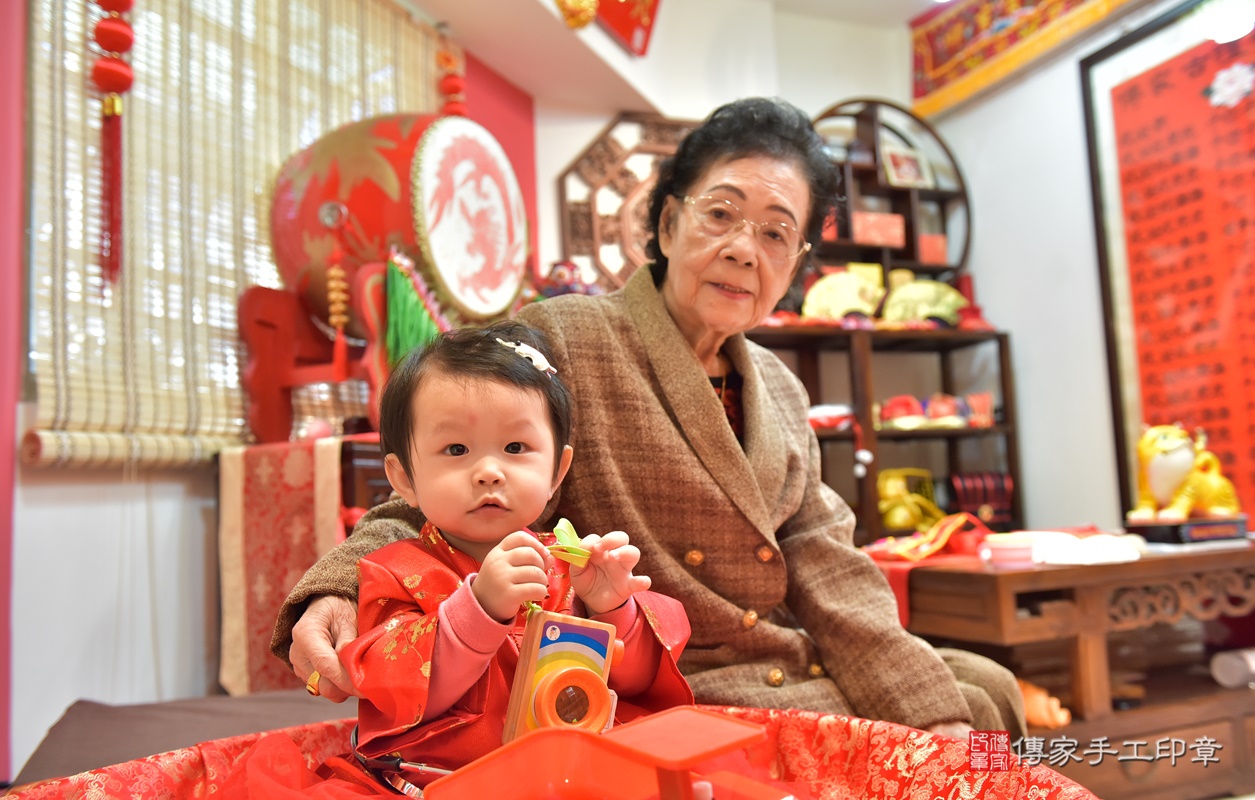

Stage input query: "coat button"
[
  {"left": 755, "top": 545, "right": 775, "bottom": 563},
  {"left": 741, "top": 609, "right": 759, "bottom": 628},
  {"left": 808, "top": 663, "right": 825, "bottom": 678},
  {"left": 684, "top": 549, "right": 705, "bottom": 567},
  {"left": 767, "top": 668, "right": 785, "bottom": 687}
]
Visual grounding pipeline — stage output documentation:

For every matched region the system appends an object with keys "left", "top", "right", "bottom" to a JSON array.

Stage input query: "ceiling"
[
  {"left": 404, "top": 0, "right": 952, "bottom": 112},
  {"left": 772, "top": 0, "right": 946, "bottom": 27}
]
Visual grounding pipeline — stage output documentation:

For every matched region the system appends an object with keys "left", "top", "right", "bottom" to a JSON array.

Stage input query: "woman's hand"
[
  {"left": 570, "top": 530, "right": 651, "bottom": 616},
  {"left": 926, "top": 720, "right": 974, "bottom": 739},
  {"left": 473, "top": 531, "right": 554, "bottom": 622},
  {"left": 289, "top": 595, "right": 360, "bottom": 702}
]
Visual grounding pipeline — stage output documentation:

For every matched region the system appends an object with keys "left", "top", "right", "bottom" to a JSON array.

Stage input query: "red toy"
[{"left": 425, "top": 706, "right": 788, "bottom": 800}]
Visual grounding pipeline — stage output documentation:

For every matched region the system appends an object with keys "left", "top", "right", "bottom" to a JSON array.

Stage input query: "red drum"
[{"left": 270, "top": 113, "right": 528, "bottom": 337}]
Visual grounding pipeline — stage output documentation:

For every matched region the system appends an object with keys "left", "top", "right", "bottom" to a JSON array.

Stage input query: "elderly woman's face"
[{"left": 657, "top": 156, "right": 810, "bottom": 344}]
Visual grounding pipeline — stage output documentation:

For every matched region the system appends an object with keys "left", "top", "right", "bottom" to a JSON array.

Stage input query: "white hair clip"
[{"left": 496, "top": 338, "right": 557, "bottom": 377}]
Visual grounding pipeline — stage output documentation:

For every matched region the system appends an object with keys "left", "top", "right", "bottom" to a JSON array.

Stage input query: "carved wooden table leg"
[{"left": 1071, "top": 585, "right": 1113, "bottom": 721}]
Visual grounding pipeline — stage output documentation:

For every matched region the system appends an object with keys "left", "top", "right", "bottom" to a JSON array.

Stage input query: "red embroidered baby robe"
[{"left": 339, "top": 521, "right": 693, "bottom": 778}]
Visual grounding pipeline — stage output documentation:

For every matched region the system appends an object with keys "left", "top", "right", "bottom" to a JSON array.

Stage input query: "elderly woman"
[{"left": 273, "top": 97, "right": 1025, "bottom": 739}]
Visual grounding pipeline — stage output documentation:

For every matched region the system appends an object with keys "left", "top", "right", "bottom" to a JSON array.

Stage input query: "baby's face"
[{"left": 406, "top": 371, "right": 561, "bottom": 562}]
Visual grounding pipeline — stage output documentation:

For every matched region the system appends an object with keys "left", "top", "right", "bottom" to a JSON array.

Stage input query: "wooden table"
[{"left": 907, "top": 545, "right": 1255, "bottom": 799}]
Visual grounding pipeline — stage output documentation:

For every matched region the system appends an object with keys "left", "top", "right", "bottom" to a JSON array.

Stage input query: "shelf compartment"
[
  {"left": 748, "top": 326, "right": 1000, "bottom": 353},
  {"left": 876, "top": 424, "right": 1011, "bottom": 441},
  {"left": 814, "top": 424, "right": 1011, "bottom": 442}
]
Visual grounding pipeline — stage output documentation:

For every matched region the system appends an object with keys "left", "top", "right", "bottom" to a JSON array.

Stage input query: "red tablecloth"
[
  {"left": 218, "top": 435, "right": 377, "bottom": 695},
  {"left": 10, "top": 707, "right": 1097, "bottom": 799}
]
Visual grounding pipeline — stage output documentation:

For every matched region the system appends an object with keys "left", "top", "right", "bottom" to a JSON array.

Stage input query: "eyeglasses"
[{"left": 682, "top": 195, "right": 811, "bottom": 264}]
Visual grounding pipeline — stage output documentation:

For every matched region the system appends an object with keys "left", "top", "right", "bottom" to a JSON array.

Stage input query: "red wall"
[
  {"left": 464, "top": 52, "right": 540, "bottom": 278},
  {"left": 0, "top": 0, "right": 24, "bottom": 782}
]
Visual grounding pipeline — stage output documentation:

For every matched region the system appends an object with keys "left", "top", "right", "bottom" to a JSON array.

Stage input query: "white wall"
[
  {"left": 932, "top": 0, "right": 1182, "bottom": 530},
  {"left": 531, "top": 0, "right": 788, "bottom": 271},
  {"left": 11, "top": 456, "right": 218, "bottom": 773},
  {"left": 775, "top": 11, "right": 914, "bottom": 114},
  {"left": 554, "top": 0, "right": 784, "bottom": 117}
]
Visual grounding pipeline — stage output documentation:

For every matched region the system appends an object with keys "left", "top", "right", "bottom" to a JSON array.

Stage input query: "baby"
[{"left": 336, "top": 320, "right": 692, "bottom": 792}]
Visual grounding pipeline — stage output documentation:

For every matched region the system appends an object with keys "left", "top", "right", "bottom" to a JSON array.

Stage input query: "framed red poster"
[
  {"left": 1083, "top": 0, "right": 1255, "bottom": 516},
  {"left": 597, "top": 0, "right": 661, "bottom": 56}
]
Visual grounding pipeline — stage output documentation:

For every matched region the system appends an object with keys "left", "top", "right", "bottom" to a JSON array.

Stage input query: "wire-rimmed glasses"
[{"left": 682, "top": 195, "right": 811, "bottom": 265}]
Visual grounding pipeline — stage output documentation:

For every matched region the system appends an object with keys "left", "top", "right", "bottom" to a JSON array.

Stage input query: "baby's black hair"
[{"left": 378, "top": 320, "right": 573, "bottom": 480}]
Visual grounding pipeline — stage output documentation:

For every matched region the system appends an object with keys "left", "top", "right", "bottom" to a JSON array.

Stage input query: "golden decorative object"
[
  {"left": 326, "top": 264, "right": 350, "bottom": 332},
  {"left": 880, "top": 279, "right": 969, "bottom": 326},
  {"left": 877, "top": 468, "right": 945, "bottom": 532},
  {"left": 801, "top": 270, "right": 884, "bottom": 320},
  {"left": 555, "top": 0, "right": 598, "bottom": 28},
  {"left": 1127, "top": 424, "right": 1241, "bottom": 523}
]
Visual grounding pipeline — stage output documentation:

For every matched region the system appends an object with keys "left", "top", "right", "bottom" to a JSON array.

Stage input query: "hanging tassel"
[
  {"left": 100, "top": 94, "right": 124, "bottom": 285},
  {"left": 91, "top": 2, "right": 134, "bottom": 288},
  {"left": 386, "top": 253, "right": 449, "bottom": 367},
  {"left": 327, "top": 263, "right": 350, "bottom": 383},
  {"left": 435, "top": 30, "right": 468, "bottom": 118},
  {"left": 332, "top": 328, "right": 348, "bottom": 383}
]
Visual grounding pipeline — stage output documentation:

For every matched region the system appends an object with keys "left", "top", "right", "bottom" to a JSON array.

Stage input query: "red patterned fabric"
[
  {"left": 343, "top": 521, "right": 692, "bottom": 777},
  {"left": 11, "top": 707, "right": 1095, "bottom": 799},
  {"left": 700, "top": 706, "right": 1096, "bottom": 799},
  {"left": 219, "top": 434, "right": 379, "bottom": 696},
  {"left": 11, "top": 719, "right": 355, "bottom": 799}
]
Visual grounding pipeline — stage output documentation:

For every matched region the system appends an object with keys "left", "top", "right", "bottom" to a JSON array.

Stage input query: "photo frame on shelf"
[
  {"left": 881, "top": 141, "right": 935, "bottom": 189},
  {"left": 1082, "top": 0, "right": 1255, "bottom": 516}
]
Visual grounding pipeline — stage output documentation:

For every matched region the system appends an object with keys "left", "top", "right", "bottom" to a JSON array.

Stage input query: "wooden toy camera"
[{"left": 502, "top": 610, "right": 624, "bottom": 743}]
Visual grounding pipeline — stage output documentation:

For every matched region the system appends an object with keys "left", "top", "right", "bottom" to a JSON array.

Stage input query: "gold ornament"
[
  {"left": 555, "top": 0, "right": 598, "bottom": 29},
  {"left": 327, "top": 264, "right": 350, "bottom": 332}
]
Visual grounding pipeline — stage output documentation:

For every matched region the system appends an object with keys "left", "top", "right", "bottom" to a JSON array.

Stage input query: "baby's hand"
[
  {"left": 473, "top": 531, "right": 553, "bottom": 622},
  {"left": 569, "top": 530, "right": 651, "bottom": 616}
]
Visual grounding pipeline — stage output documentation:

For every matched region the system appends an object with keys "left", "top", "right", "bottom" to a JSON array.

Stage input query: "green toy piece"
[{"left": 548, "top": 517, "right": 591, "bottom": 569}]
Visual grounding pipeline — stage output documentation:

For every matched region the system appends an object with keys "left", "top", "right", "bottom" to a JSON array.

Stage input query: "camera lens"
[{"left": 554, "top": 685, "right": 590, "bottom": 723}]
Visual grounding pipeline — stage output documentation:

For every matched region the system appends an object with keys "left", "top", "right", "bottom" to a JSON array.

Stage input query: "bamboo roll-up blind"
[{"left": 24, "top": 0, "right": 440, "bottom": 468}]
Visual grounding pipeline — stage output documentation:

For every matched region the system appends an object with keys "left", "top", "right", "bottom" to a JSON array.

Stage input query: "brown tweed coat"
[{"left": 273, "top": 266, "right": 981, "bottom": 731}]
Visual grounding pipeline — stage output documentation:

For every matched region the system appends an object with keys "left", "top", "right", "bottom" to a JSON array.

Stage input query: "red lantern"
[
  {"left": 438, "top": 73, "right": 465, "bottom": 98},
  {"left": 94, "top": 16, "right": 134, "bottom": 54},
  {"left": 435, "top": 41, "right": 466, "bottom": 119},
  {"left": 91, "top": 56, "right": 133, "bottom": 94},
  {"left": 97, "top": 0, "right": 133, "bottom": 11}
]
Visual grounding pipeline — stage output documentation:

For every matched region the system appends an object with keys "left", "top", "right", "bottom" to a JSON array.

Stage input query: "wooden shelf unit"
[{"left": 748, "top": 326, "right": 1023, "bottom": 544}]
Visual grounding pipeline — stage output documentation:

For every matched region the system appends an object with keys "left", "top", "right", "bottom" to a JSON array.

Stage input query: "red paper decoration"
[
  {"left": 597, "top": 0, "right": 660, "bottom": 57},
  {"left": 90, "top": 1, "right": 134, "bottom": 288}
]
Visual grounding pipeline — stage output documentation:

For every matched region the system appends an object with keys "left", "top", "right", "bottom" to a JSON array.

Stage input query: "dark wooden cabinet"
[
  {"left": 341, "top": 439, "right": 391, "bottom": 510},
  {"left": 812, "top": 98, "right": 972, "bottom": 291},
  {"left": 747, "top": 326, "right": 1023, "bottom": 545},
  {"left": 746, "top": 100, "right": 1022, "bottom": 544}
]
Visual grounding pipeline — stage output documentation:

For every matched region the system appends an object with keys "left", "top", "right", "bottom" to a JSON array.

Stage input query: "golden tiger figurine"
[{"left": 1127, "top": 423, "right": 1241, "bottom": 523}]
